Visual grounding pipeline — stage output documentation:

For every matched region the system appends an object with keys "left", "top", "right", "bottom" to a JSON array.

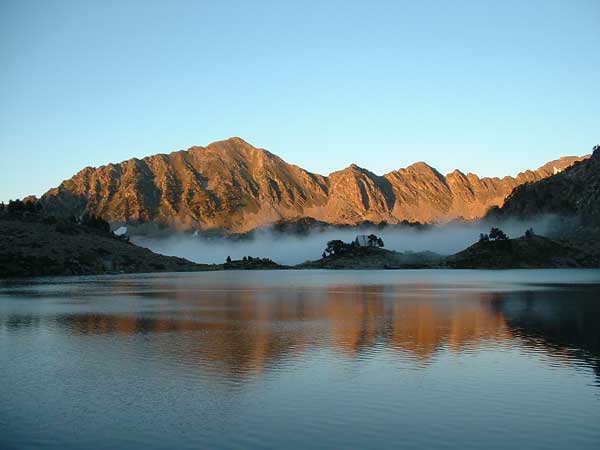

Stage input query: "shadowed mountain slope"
[{"left": 493, "top": 146, "right": 600, "bottom": 228}]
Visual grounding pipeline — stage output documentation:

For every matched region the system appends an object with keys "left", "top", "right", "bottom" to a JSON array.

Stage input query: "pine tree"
[{"left": 489, "top": 227, "right": 508, "bottom": 241}]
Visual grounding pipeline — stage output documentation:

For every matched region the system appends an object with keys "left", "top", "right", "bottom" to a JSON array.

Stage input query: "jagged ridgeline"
[
  {"left": 40, "top": 137, "right": 588, "bottom": 233},
  {"left": 492, "top": 145, "right": 600, "bottom": 227}
]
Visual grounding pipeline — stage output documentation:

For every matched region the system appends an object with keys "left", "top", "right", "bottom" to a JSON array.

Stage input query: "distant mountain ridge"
[{"left": 40, "top": 137, "right": 589, "bottom": 233}]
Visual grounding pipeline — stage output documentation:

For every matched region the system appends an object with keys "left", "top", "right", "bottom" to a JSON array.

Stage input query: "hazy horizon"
[{"left": 131, "top": 215, "right": 560, "bottom": 265}]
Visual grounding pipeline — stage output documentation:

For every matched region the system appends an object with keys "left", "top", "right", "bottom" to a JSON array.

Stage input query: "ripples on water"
[{"left": 1, "top": 270, "right": 600, "bottom": 450}]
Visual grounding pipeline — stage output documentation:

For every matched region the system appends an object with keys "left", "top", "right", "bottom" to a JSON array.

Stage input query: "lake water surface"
[{"left": 1, "top": 270, "right": 600, "bottom": 450}]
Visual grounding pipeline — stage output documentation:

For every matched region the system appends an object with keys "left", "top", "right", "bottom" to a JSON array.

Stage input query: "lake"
[{"left": 1, "top": 269, "right": 600, "bottom": 450}]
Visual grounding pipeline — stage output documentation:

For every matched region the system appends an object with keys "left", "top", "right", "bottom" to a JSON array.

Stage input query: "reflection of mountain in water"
[
  {"left": 491, "top": 288, "right": 600, "bottom": 380},
  {"left": 323, "top": 287, "right": 513, "bottom": 358},
  {"left": 2, "top": 283, "right": 599, "bottom": 381}
]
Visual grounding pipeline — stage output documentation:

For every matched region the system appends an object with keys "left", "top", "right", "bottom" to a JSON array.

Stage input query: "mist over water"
[{"left": 132, "top": 218, "right": 557, "bottom": 265}]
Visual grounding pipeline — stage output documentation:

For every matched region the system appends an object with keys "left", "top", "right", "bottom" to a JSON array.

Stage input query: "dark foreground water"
[{"left": 1, "top": 270, "right": 600, "bottom": 450}]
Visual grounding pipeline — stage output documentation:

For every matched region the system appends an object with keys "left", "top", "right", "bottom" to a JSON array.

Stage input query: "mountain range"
[{"left": 40, "top": 137, "right": 589, "bottom": 233}]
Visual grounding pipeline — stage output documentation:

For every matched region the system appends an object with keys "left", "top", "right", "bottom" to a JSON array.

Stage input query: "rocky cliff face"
[
  {"left": 41, "top": 137, "right": 588, "bottom": 233},
  {"left": 494, "top": 146, "right": 600, "bottom": 225}
]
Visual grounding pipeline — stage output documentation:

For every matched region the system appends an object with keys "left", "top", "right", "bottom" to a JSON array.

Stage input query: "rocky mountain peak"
[{"left": 39, "top": 138, "right": 590, "bottom": 233}]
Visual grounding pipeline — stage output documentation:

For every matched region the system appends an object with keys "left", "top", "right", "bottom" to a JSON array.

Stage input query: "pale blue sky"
[{"left": 1, "top": 0, "right": 599, "bottom": 202}]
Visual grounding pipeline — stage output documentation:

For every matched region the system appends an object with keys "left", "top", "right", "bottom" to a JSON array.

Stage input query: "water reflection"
[
  {"left": 3, "top": 272, "right": 600, "bottom": 450},
  {"left": 2, "top": 275, "right": 599, "bottom": 381},
  {"left": 492, "top": 288, "right": 600, "bottom": 379}
]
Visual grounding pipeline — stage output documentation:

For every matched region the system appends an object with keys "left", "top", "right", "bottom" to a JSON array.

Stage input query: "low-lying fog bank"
[{"left": 131, "top": 218, "right": 560, "bottom": 265}]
